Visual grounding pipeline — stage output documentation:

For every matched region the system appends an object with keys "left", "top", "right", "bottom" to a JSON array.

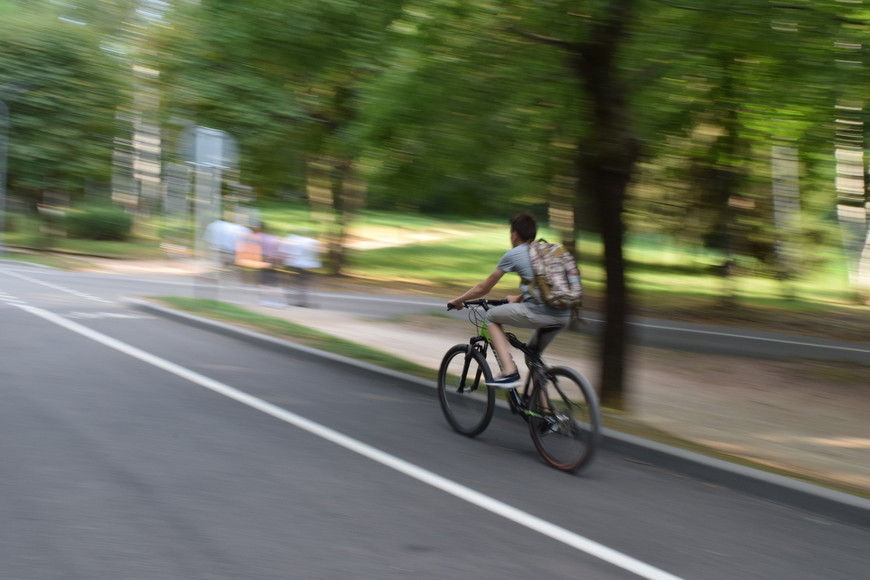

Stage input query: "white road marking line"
[
  {"left": 4, "top": 270, "right": 112, "bottom": 303},
  {"left": 65, "top": 311, "right": 153, "bottom": 320},
  {"left": 629, "top": 321, "right": 870, "bottom": 354},
  {"left": 17, "top": 302, "right": 683, "bottom": 580},
  {"left": 38, "top": 270, "right": 196, "bottom": 288},
  {"left": 0, "top": 290, "right": 29, "bottom": 306}
]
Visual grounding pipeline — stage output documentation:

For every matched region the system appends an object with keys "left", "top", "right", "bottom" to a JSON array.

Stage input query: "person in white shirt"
[
  {"left": 204, "top": 218, "right": 251, "bottom": 267},
  {"left": 280, "top": 230, "right": 323, "bottom": 307}
]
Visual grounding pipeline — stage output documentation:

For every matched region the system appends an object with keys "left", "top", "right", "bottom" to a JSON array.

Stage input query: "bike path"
[
  {"left": 4, "top": 259, "right": 869, "bottom": 517},
  {"left": 131, "top": 298, "right": 870, "bottom": 529}
]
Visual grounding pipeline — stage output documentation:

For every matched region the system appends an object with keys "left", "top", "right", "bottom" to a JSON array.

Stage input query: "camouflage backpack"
[{"left": 526, "top": 239, "right": 583, "bottom": 310}]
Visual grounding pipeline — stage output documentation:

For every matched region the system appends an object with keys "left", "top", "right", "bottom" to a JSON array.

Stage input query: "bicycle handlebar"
[{"left": 446, "top": 298, "right": 509, "bottom": 311}]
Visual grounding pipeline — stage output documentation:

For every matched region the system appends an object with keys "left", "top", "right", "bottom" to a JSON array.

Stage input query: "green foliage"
[
  {"left": 65, "top": 205, "right": 133, "bottom": 241},
  {"left": 352, "top": 0, "right": 585, "bottom": 214},
  {"left": 614, "top": 0, "right": 869, "bottom": 276},
  {"left": 0, "top": 2, "right": 128, "bottom": 200},
  {"left": 153, "top": 0, "right": 407, "bottom": 196},
  {"left": 1, "top": 211, "right": 33, "bottom": 234},
  {"left": 151, "top": 0, "right": 869, "bottom": 248}
]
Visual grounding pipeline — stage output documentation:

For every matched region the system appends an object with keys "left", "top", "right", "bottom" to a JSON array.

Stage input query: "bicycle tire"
[
  {"left": 437, "top": 344, "right": 496, "bottom": 437},
  {"left": 528, "top": 366, "right": 601, "bottom": 472}
]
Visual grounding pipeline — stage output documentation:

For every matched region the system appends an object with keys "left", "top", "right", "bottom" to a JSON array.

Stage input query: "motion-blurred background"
[{"left": 1, "top": 0, "right": 869, "bottom": 409}]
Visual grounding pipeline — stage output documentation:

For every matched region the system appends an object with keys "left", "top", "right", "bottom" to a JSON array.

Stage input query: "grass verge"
[
  {"left": 154, "top": 296, "right": 436, "bottom": 382},
  {"left": 1, "top": 251, "right": 98, "bottom": 270}
]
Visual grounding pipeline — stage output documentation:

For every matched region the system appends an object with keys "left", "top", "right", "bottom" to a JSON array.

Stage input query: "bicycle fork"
[{"left": 459, "top": 340, "right": 487, "bottom": 393}]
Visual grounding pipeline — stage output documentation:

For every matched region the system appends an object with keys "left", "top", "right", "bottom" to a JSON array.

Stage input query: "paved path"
[
  {"left": 228, "top": 294, "right": 870, "bottom": 497},
  {"left": 58, "top": 256, "right": 870, "bottom": 497}
]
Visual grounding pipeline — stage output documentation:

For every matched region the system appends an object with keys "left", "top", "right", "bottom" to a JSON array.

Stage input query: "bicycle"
[{"left": 438, "top": 298, "right": 601, "bottom": 472}]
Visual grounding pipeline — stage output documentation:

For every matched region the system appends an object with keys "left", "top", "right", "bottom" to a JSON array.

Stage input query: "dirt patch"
[{"left": 343, "top": 226, "right": 471, "bottom": 250}]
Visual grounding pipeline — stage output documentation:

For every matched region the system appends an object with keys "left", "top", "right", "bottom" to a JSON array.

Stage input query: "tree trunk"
[
  {"left": 334, "top": 159, "right": 366, "bottom": 274},
  {"left": 587, "top": 146, "right": 637, "bottom": 410},
  {"left": 570, "top": 0, "right": 639, "bottom": 410}
]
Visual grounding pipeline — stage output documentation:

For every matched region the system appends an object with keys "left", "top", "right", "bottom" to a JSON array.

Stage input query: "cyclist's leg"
[
  {"left": 485, "top": 303, "right": 533, "bottom": 377},
  {"left": 488, "top": 304, "right": 569, "bottom": 353},
  {"left": 486, "top": 322, "right": 516, "bottom": 374},
  {"left": 527, "top": 320, "right": 569, "bottom": 353},
  {"left": 485, "top": 303, "right": 557, "bottom": 384}
]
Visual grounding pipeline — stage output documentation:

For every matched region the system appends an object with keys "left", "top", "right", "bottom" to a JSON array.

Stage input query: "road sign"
[{"left": 180, "top": 126, "right": 238, "bottom": 170}]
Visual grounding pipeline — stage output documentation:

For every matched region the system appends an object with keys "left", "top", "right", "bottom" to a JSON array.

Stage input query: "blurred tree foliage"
[
  {"left": 3, "top": 0, "right": 867, "bottom": 407},
  {"left": 0, "top": 0, "right": 130, "bottom": 209},
  {"left": 627, "top": 1, "right": 869, "bottom": 271},
  {"left": 150, "top": 0, "right": 867, "bottom": 408},
  {"left": 152, "top": 0, "right": 407, "bottom": 271},
  {"left": 65, "top": 203, "right": 133, "bottom": 241}
]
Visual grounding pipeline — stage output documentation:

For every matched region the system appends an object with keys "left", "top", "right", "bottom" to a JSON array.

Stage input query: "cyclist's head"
[{"left": 510, "top": 212, "right": 537, "bottom": 243}]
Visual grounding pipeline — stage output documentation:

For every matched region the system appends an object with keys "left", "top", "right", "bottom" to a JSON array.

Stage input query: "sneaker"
[{"left": 486, "top": 371, "right": 522, "bottom": 389}]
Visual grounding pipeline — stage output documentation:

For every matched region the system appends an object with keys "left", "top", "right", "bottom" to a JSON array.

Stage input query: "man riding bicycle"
[{"left": 448, "top": 213, "right": 571, "bottom": 388}]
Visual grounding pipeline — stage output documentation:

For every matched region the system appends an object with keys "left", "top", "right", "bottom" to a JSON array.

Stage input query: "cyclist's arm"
[{"left": 448, "top": 269, "right": 505, "bottom": 310}]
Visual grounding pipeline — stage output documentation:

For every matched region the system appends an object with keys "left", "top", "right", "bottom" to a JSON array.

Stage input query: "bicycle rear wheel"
[
  {"left": 528, "top": 366, "right": 601, "bottom": 472},
  {"left": 437, "top": 344, "right": 495, "bottom": 437}
]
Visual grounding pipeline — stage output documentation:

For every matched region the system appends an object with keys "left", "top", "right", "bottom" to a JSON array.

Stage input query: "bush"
[
  {"left": 65, "top": 205, "right": 132, "bottom": 241},
  {"left": 1, "top": 211, "right": 32, "bottom": 233}
]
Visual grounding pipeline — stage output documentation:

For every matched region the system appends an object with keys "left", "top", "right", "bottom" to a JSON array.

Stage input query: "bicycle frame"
[{"left": 466, "top": 316, "right": 552, "bottom": 423}]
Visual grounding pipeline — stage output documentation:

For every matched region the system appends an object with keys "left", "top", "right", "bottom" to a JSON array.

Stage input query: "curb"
[
  {"left": 601, "top": 429, "right": 870, "bottom": 529},
  {"left": 130, "top": 298, "right": 870, "bottom": 529}
]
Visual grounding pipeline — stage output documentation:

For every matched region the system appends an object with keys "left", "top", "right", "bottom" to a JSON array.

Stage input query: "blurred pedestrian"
[
  {"left": 234, "top": 223, "right": 269, "bottom": 289},
  {"left": 205, "top": 216, "right": 250, "bottom": 268},
  {"left": 258, "top": 223, "right": 285, "bottom": 307},
  {"left": 280, "top": 229, "right": 323, "bottom": 307}
]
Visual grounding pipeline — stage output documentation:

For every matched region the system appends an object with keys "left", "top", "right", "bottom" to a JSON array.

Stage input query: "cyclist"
[{"left": 448, "top": 212, "right": 571, "bottom": 388}]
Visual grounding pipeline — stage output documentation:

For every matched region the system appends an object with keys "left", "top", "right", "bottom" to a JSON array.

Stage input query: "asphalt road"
[{"left": 2, "top": 263, "right": 869, "bottom": 579}]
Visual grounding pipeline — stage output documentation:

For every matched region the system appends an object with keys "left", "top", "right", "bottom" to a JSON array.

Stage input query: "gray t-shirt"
[
  {"left": 497, "top": 244, "right": 535, "bottom": 300},
  {"left": 496, "top": 244, "right": 569, "bottom": 317}
]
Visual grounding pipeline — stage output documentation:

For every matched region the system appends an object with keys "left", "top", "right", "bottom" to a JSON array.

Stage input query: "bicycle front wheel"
[
  {"left": 437, "top": 344, "right": 495, "bottom": 437},
  {"left": 528, "top": 366, "right": 601, "bottom": 472}
]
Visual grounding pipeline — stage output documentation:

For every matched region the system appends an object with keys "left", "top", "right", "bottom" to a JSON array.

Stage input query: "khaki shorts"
[{"left": 485, "top": 302, "right": 570, "bottom": 351}]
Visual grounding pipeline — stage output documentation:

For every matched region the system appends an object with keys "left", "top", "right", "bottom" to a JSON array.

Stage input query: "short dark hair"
[{"left": 510, "top": 212, "right": 537, "bottom": 242}]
